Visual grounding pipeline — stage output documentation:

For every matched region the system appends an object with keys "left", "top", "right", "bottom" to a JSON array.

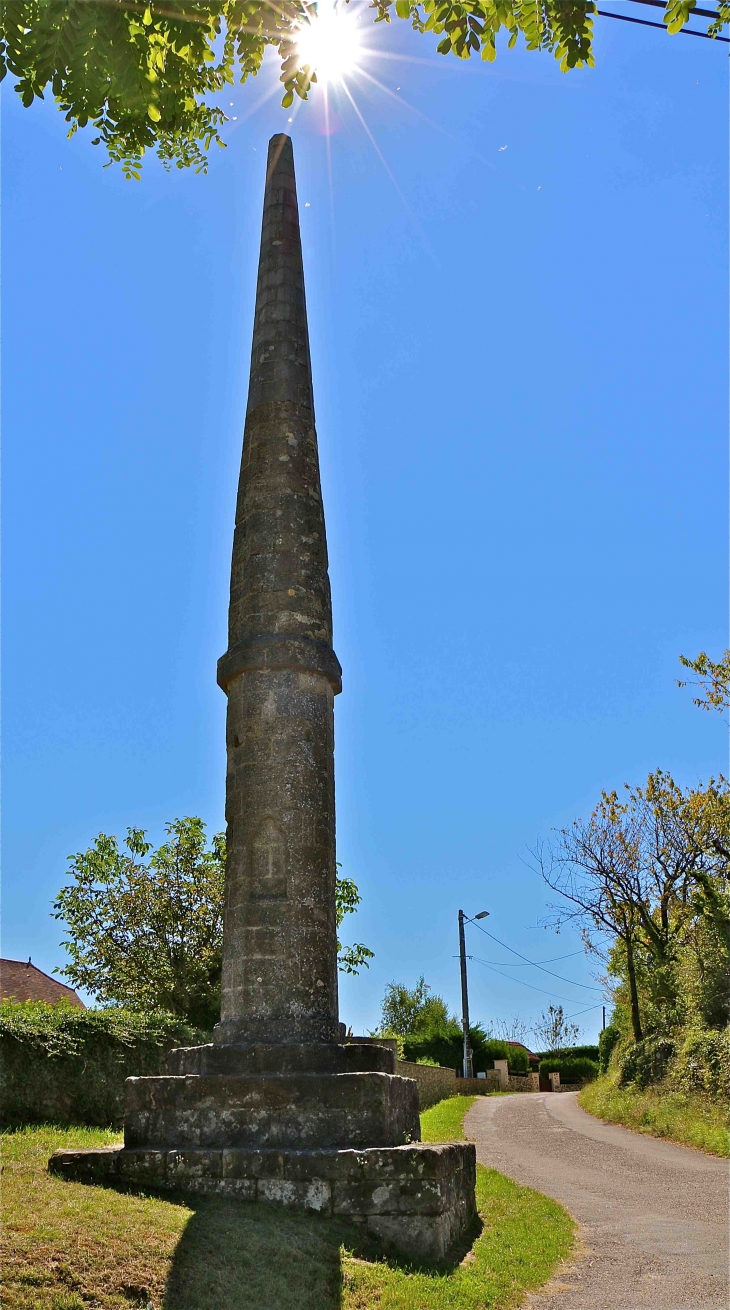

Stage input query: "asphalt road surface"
[{"left": 464, "top": 1091, "right": 728, "bottom": 1310}]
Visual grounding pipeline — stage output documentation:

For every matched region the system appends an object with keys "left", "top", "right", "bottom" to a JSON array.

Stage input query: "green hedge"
[
  {"left": 507, "top": 1048, "right": 530, "bottom": 1073},
  {"left": 536, "top": 1045, "right": 600, "bottom": 1063},
  {"left": 671, "top": 1026, "right": 730, "bottom": 1100},
  {"left": 619, "top": 1037, "right": 675, "bottom": 1090},
  {"left": 617, "top": 1027, "right": 730, "bottom": 1100},
  {"left": 0, "top": 1002, "right": 203, "bottom": 1128},
  {"left": 402, "top": 1030, "right": 509, "bottom": 1074},
  {"left": 598, "top": 1024, "right": 621, "bottom": 1073},
  {"left": 539, "top": 1056, "right": 599, "bottom": 1083}
]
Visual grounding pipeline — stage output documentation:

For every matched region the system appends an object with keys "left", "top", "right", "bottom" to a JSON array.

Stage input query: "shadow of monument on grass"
[
  {"left": 162, "top": 1197, "right": 346, "bottom": 1310},
  {"left": 160, "top": 1195, "right": 484, "bottom": 1310}
]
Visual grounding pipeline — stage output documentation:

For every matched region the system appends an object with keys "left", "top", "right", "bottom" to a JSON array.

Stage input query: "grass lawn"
[
  {"left": 579, "top": 1075, "right": 729, "bottom": 1158},
  {"left": 2, "top": 1100, "right": 573, "bottom": 1310}
]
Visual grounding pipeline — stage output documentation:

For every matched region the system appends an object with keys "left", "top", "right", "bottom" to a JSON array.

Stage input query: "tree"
[
  {"left": 379, "top": 975, "right": 450, "bottom": 1035},
  {"left": 335, "top": 872, "right": 375, "bottom": 974},
  {"left": 532, "top": 1004, "right": 580, "bottom": 1052},
  {"left": 54, "top": 817, "right": 372, "bottom": 1027},
  {"left": 678, "top": 650, "right": 730, "bottom": 714},
  {"left": 377, "top": 975, "right": 500, "bottom": 1071},
  {"left": 492, "top": 1014, "right": 532, "bottom": 1045},
  {"left": 2, "top": 2, "right": 728, "bottom": 178},
  {"left": 537, "top": 771, "right": 730, "bottom": 1043},
  {"left": 54, "top": 817, "right": 226, "bottom": 1029}
]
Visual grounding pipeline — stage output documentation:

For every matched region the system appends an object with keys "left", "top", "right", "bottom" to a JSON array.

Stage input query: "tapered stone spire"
[
  {"left": 50, "top": 140, "right": 477, "bottom": 1258},
  {"left": 215, "top": 134, "right": 342, "bottom": 1045}
]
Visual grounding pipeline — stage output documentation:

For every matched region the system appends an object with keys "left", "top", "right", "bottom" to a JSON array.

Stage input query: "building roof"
[
  {"left": 507, "top": 1040, "right": 537, "bottom": 1057},
  {"left": 0, "top": 958, "right": 85, "bottom": 1008}
]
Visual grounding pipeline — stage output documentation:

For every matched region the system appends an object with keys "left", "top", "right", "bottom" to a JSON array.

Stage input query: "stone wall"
[
  {"left": 457, "top": 1071, "right": 541, "bottom": 1095},
  {"left": 508, "top": 1072, "right": 540, "bottom": 1092},
  {"left": 455, "top": 1075, "right": 501, "bottom": 1095},
  {"left": 395, "top": 1060, "right": 457, "bottom": 1110}
]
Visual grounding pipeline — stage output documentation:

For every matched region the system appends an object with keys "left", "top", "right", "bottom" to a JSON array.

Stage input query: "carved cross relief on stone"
[{"left": 250, "top": 817, "right": 287, "bottom": 899}]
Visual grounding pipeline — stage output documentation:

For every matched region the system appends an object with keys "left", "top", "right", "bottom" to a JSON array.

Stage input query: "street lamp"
[{"left": 458, "top": 909, "right": 489, "bottom": 1079}]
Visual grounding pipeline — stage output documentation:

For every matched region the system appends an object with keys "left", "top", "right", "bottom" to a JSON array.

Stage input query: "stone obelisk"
[
  {"left": 215, "top": 133, "right": 341, "bottom": 1047},
  {"left": 50, "top": 138, "right": 476, "bottom": 1262}
]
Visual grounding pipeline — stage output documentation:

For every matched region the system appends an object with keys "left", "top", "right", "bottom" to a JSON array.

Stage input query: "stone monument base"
[{"left": 49, "top": 1140, "right": 477, "bottom": 1262}]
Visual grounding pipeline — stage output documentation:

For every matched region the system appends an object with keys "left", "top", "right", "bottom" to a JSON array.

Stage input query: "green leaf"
[{"left": 147, "top": 103, "right": 161, "bottom": 122}]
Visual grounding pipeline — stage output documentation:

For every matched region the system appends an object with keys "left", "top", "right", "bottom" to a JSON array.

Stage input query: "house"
[
  {"left": 0, "top": 958, "right": 85, "bottom": 1008},
  {"left": 507, "top": 1040, "right": 537, "bottom": 1057},
  {"left": 507, "top": 1040, "right": 540, "bottom": 1069}
]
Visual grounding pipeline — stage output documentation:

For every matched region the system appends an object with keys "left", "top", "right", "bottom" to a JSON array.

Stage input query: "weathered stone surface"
[
  {"left": 46, "top": 136, "right": 478, "bottom": 1266},
  {"left": 49, "top": 1141, "right": 477, "bottom": 1262},
  {"left": 165, "top": 1041, "right": 395, "bottom": 1077},
  {"left": 215, "top": 133, "right": 341, "bottom": 1048},
  {"left": 124, "top": 1072, "right": 420, "bottom": 1151}
]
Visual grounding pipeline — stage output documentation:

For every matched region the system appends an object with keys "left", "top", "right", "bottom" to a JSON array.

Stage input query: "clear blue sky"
[{"left": 3, "top": 10, "right": 727, "bottom": 1046}]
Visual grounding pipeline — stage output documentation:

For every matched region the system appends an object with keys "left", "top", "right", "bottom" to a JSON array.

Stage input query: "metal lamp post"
[{"left": 458, "top": 909, "right": 489, "bottom": 1079}]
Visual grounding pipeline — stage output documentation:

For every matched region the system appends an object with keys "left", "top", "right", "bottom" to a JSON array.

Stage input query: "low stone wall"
[
  {"left": 455, "top": 1075, "right": 501, "bottom": 1095},
  {"left": 395, "top": 1060, "right": 457, "bottom": 1110},
  {"left": 457, "top": 1071, "right": 541, "bottom": 1095},
  {"left": 508, "top": 1073, "right": 540, "bottom": 1092}
]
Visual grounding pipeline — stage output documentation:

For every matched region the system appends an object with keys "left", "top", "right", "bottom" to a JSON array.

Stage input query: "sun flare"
[{"left": 295, "top": 1, "right": 362, "bottom": 85}]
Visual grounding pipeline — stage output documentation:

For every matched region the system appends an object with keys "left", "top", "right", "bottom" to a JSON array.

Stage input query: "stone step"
[
  {"left": 124, "top": 1070, "right": 420, "bottom": 1151},
  {"left": 49, "top": 1140, "right": 477, "bottom": 1263},
  {"left": 164, "top": 1041, "right": 395, "bottom": 1077}
]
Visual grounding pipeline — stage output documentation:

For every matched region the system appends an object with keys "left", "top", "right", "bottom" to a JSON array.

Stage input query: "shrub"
[
  {"left": 539, "top": 1056, "right": 599, "bottom": 1083},
  {"left": 0, "top": 1001, "right": 202, "bottom": 1127},
  {"left": 670, "top": 1026, "right": 730, "bottom": 1101},
  {"left": 536, "top": 1045, "right": 600, "bottom": 1062},
  {"left": 403, "top": 1031, "right": 461, "bottom": 1070},
  {"left": 619, "top": 1036, "right": 675, "bottom": 1089},
  {"left": 599, "top": 1024, "right": 622, "bottom": 1073},
  {"left": 402, "top": 1027, "right": 506, "bottom": 1073},
  {"left": 507, "top": 1048, "right": 530, "bottom": 1073},
  {"left": 478, "top": 1038, "right": 510, "bottom": 1070}
]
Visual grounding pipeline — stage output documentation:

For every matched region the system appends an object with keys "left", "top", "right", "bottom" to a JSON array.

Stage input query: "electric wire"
[
  {"left": 597, "top": 8, "right": 729, "bottom": 39},
  {"left": 469, "top": 955, "right": 607, "bottom": 1005},
  {"left": 564, "top": 1003, "right": 605, "bottom": 1020},
  {"left": 472, "top": 950, "right": 585, "bottom": 967},
  {"left": 622, "top": 0, "right": 719, "bottom": 16},
  {"left": 465, "top": 917, "right": 603, "bottom": 991}
]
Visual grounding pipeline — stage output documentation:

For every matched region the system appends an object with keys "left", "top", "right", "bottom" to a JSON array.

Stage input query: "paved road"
[{"left": 464, "top": 1092, "right": 728, "bottom": 1310}]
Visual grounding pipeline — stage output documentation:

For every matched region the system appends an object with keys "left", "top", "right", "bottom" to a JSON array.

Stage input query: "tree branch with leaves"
[
  {"left": 54, "top": 818, "right": 373, "bottom": 1026},
  {"left": 2, "top": 1, "right": 728, "bottom": 177}
]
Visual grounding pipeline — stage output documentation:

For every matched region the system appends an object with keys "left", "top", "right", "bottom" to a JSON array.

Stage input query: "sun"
[{"left": 295, "top": 1, "right": 362, "bottom": 86}]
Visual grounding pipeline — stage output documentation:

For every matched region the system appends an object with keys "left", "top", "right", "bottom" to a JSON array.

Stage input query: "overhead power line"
[
  {"left": 466, "top": 917, "right": 603, "bottom": 991},
  {"left": 597, "top": 8, "right": 730, "bottom": 40},
  {"left": 469, "top": 955, "right": 606, "bottom": 1005},
  {"left": 564, "top": 1003, "right": 604, "bottom": 1020},
  {"left": 474, "top": 950, "right": 585, "bottom": 967},
  {"left": 622, "top": 0, "right": 720, "bottom": 18}
]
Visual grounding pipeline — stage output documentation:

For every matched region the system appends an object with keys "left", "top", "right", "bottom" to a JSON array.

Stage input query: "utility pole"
[
  {"left": 602, "top": 1006, "right": 606, "bottom": 1032},
  {"left": 457, "top": 907, "right": 489, "bottom": 1080},
  {"left": 458, "top": 910, "right": 473, "bottom": 1080}
]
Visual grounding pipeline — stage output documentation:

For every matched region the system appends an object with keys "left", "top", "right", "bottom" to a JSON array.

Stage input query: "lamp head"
[{"left": 474, "top": 910, "right": 490, "bottom": 920}]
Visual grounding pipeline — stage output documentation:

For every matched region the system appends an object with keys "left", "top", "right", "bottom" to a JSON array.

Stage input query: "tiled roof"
[
  {"left": 0, "top": 959, "right": 85, "bottom": 1008},
  {"left": 507, "top": 1040, "right": 537, "bottom": 1057}
]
